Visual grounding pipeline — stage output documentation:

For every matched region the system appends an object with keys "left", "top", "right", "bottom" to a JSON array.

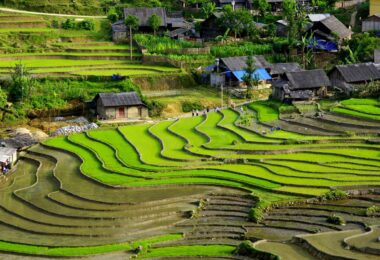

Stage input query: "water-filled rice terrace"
[{"left": 2, "top": 100, "right": 380, "bottom": 259}]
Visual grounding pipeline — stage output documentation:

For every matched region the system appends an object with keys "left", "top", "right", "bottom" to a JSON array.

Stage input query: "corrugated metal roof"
[
  {"left": 308, "top": 13, "right": 331, "bottom": 22},
  {"left": 221, "top": 56, "right": 271, "bottom": 72},
  {"left": 319, "top": 15, "right": 351, "bottom": 39},
  {"left": 124, "top": 8, "right": 167, "bottom": 27},
  {"left": 335, "top": 63, "right": 380, "bottom": 83},
  {"left": 270, "top": 63, "right": 303, "bottom": 75},
  {"left": 96, "top": 92, "right": 145, "bottom": 107},
  {"left": 286, "top": 69, "right": 331, "bottom": 90}
]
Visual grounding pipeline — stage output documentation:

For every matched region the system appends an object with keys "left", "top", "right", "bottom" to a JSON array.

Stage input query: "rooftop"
[
  {"left": 286, "top": 69, "right": 331, "bottom": 90},
  {"left": 318, "top": 15, "right": 351, "bottom": 39},
  {"left": 334, "top": 63, "right": 380, "bottom": 83},
  {"left": 220, "top": 56, "right": 271, "bottom": 71},
  {"left": 95, "top": 92, "right": 145, "bottom": 107}
]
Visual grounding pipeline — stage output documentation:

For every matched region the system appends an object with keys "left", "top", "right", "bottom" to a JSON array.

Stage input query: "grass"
[
  {"left": 140, "top": 245, "right": 235, "bottom": 258},
  {"left": 0, "top": 234, "right": 182, "bottom": 257},
  {"left": 248, "top": 101, "right": 279, "bottom": 123},
  {"left": 332, "top": 107, "right": 380, "bottom": 121}
]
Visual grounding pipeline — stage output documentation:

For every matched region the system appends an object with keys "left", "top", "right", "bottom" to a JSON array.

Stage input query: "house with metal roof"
[
  {"left": 311, "top": 15, "right": 351, "bottom": 42},
  {"left": 112, "top": 8, "right": 188, "bottom": 42},
  {"left": 269, "top": 63, "right": 304, "bottom": 79},
  {"left": 272, "top": 70, "right": 331, "bottom": 102},
  {"left": 93, "top": 92, "right": 148, "bottom": 120},
  {"left": 211, "top": 56, "right": 272, "bottom": 88},
  {"left": 329, "top": 63, "right": 380, "bottom": 95}
]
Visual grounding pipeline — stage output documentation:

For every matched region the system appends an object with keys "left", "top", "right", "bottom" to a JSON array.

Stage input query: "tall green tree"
[
  {"left": 9, "top": 63, "right": 33, "bottom": 103},
  {"left": 242, "top": 55, "right": 257, "bottom": 99},
  {"left": 0, "top": 87, "right": 7, "bottom": 121},
  {"left": 148, "top": 14, "right": 161, "bottom": 36},
  {"left": 125, "top": 15, "right": 139, "bottom": 61},
  {"left": 282, "top": 0, "right": 297, "bottom": 46},
  {"left": 253, "top": 0, "right": 269, "bottom": 18}
]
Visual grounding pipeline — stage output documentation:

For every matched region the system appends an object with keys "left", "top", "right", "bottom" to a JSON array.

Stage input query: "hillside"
[{"left": 0, "top": 0, "right": 181, "bottom": 15}]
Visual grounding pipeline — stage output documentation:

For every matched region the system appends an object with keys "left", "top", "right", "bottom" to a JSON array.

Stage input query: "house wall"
[
  {"left": 272, "top": 87, "right": 285, "bottom": 101},
  {"left": 362, "top": 19, "right": 380, "bottom": 32},
  {"left": 127, "top": 106, "right": 148, "bottom": 119},
  {"left": 329, "top": 69, "right": 346, "bottom": 88},
  {"left": 370, "top": 0, "right": 380, "bottom": 15},
  {"left": 113, "top": 31, "right": 127, "bottom": 42}
]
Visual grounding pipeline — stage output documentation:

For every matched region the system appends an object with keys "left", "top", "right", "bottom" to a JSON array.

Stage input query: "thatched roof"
[
  {"left": 270, "top": 63, "right": 303, "bottom": 75},
  {"left": 124, "top": 8, "right": 167, "bottom": 27},
  {"left": 286, "top": 69, "right": 331, "bottom": 90},
  {"left": 220, "top": 56, "right": 271, "bottom": 71},
  {"left": 334, "top": 63, "right": 380, "bottom": 83},
  {"left": 95, "top": 92, "right": 145, "bottom": 107},
  {"left": 318, "top": 15, "right": 351, "bottom": 39}
]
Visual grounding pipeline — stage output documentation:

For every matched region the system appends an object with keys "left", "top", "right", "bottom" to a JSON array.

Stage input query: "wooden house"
[
  {"left": 362, "top": 15, "right": 380, "bottom": 32},
  {"left": 269, "top": 63, "right": 303, "bottom": 80},
  {"left": 311, "top": 15, "right": 351, "bottom": 43},
  {"left": 211, "top": 55, "right": 272, "bottom": 88},
  {"left": 329, "top": 63, "right": 380, "bottom": 95},
  {"left": 375, "top": 49, "right": 380, "bottom": 63},
  {"left": 112, "top": 8, "right": 188, "bottom": 42},
  {"left": 200, "top": 12, "right": 224, "bottom": 40},
  {"left": 214, "top": 0, "right": 253, "bottom": 9},
  {"left": 272, "top": 70, "right": 330, "bottom": 102},
  {"left": 93, "top": 92, "right": 148, "bottom": 120}
]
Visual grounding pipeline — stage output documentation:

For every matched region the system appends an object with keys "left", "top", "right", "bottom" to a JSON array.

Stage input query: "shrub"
[
  {"left": 62, "top": 19, "right": 76, "bottom": 30},
  {"left": 327, "top": 214, "right": 346, "bottom": 225},
  {"left": 78, "top": 20, "right": 95, "bottom": 31},
  {"left": 235, "top": 240, "right": 279, "bottom": 259},
  {"left": 181, "top": 101, "right": 203, "bottom": 113},
  {"left": 321, "top": 190, "right": 348, "bottom": 201},
  {"left": 51, "top": 19, "right": 60, "bottom": 28},
  {"left": 146, "top": 100, "right": 165, "bottom": 117},
  {"left": 365, "top": 206, "right": 380, "bottom": 217}
]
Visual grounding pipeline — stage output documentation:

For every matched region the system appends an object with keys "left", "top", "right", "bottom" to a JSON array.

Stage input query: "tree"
[
  {"left": 148, "top": 14, "right": 161, "bottom": 36},
  {"left": 107, "top": 9, "right": 119, "bottom": 23},
  {"left": 9, "top": 63, "right": 33, "bottom": 103},
  {"left": 253, "top": 0, "right": 269, "bottom": 18},
  {"left": 282, "top": 0, "right": 297, "bottom": 46},
  {"left": 125, "top": 15, "right": 139, "bottom": 61},
  {"left": 220, "top": 6, "right": 253, "bottom": 39},
  {"left": 201, "top": 2, "right": 216, "bottom": 19},
  {"left": 242, "top": 55, "right": 257, "bottom": 99}
]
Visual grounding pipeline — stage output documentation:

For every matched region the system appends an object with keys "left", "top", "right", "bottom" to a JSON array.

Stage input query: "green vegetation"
[
  {"left": 326, "top": 214, "right": 346, "bottom": 225},
  {"left": 141, "top": 245, "right": 236, "bottom": 258}
]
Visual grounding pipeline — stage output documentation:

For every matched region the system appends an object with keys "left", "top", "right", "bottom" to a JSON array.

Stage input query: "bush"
[
  {"left": 321, "top": 190, "right": 348, "bottom": 201},
  {"left": 62, "top": 19, "right": 76, "bottom": 30},
  {"left": 78, "top": 20, "right": 95, "bottom": 31},
  {"left": 235, "top": 240, "right": 279, "bottom": 259},
  {"left": 181, "top": 101, "right": 203, "bottom": 113},
  {"left": 51, "top": 19, "right": 60, "bottom": 29},
  {"left": 146, "top": 100, "right": 165, "bottom": 117},
  {"left": 365, "top": 206, "right": 380, "bottom": 217},
  {"left": 326, "top": 214, "right": 345, "bottom": 225}
]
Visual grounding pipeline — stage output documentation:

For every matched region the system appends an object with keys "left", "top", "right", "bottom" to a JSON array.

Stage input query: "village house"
[
  {"left": 0, "top": 147, "right": 17, "bottom": 174},
  {"left": 272, "top": 70, "right": 331, "bottom": 102},
  {"left": 214, "top": 0, "right": 253, "bottom": 9},
  {"left": 112, "top": 8, "right": 189, "bottom": 42},
  {"left": 211, "top": 55, "right": 272, "bottom": 88},
  {"left": 329, "top": 63, "right": 380, "bottom": 95},
  {"left": 93, "top": 92, "right": 148, "bottom": 120},
  {"left": 200, "top": 12, "right": 224, "bottom": 40},
  {"left": 362, "top": 14, "right": 380, "bottom": 32},
  {"left": 269, "top": 62, "right": 303, "bottom": 80},
  {"left": 310, "top": 15, "right": 352, "bottom": 48}
]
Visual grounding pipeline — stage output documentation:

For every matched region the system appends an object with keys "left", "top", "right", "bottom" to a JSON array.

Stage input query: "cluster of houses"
[{"left": 209, "top": 51, "right": 380, "bottom": 102}]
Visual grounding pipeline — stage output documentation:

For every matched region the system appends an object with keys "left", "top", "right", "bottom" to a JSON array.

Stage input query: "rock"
[{"left": 51, "top": 123, "right": 98, "bottom": 137}]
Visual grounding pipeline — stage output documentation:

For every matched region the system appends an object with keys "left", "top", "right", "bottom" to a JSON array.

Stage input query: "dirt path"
[{"left": 0, "top": 7, "right": 106, "bottom": 19}]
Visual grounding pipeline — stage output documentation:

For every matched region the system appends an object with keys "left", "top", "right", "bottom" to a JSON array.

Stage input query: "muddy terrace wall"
[{"left": 132, "top": 74, "right": 197, "bottom": 91}]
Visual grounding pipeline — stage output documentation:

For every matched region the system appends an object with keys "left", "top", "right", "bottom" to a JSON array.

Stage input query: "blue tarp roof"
[
  {"left": 308, "top": 36, "right": 338, "bottom": 52},
  {"left": 232, "top": 68, "right": 272, "bottom": 82}
]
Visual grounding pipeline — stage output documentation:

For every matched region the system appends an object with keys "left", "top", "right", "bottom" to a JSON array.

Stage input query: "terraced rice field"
[
  {"left": 0, "top": 12, "right": 180, "bottom": 79},
  {"left": 1, "top": 100, "right": 379, "bottom": 258}
]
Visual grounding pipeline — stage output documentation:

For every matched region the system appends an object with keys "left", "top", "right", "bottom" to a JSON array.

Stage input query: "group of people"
[
  {"left": 191, "top": 107, "right": 222, "bottom": 117},
  {"left": 0, "top": 160, "right": 11, "bottom": 175}
]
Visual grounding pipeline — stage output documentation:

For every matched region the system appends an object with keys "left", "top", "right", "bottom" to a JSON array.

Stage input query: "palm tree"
[{"left": 125, "top": 15, "right": 139, "bottom": 61}]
